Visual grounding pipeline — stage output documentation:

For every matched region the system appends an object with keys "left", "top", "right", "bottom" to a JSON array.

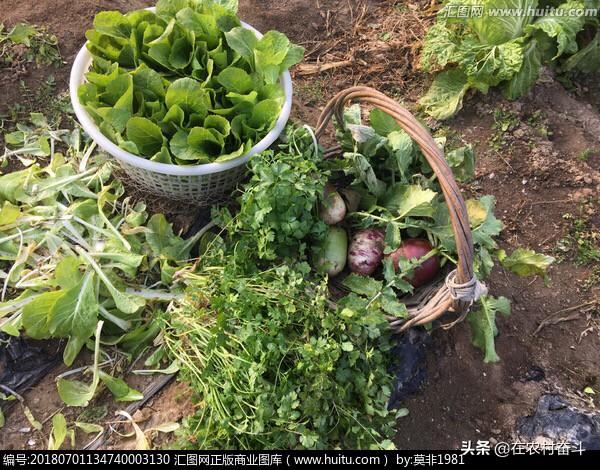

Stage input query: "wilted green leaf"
[
  {"left": 48, "top": 413, "right": 68, "bottom": 450},
  {"left": 468, "top": 295, "right": 511, "bottom": 363},
  {"left": 57, "top": 321, "right": 103, "bottom": 407},
  {"left": 98, "top": 371, "right": 144, "bottom": 402},
  {"left": 498, "top": 248, "right": 554, "bottom": 280}
]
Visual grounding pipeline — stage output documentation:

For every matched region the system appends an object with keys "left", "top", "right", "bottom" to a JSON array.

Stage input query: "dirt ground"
[{"left": 1, "top": 0, "right": 598, "bottom": 450}]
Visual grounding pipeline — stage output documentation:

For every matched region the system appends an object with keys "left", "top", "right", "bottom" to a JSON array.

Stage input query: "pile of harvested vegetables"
[{"left": 0, "top": 0, "right": 561, "bottom": 451}]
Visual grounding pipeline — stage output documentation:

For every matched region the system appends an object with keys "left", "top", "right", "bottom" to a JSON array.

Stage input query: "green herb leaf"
[{"left": 342, "top": 273, "right": 383, "bottom": 297}]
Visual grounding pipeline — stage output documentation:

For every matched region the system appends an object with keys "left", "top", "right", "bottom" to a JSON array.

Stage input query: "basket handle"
[{"left": 315, "top": 86, "right": 476, "bottom": 328}]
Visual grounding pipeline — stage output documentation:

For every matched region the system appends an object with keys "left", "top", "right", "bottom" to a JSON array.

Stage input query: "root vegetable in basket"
[
  {"left": 347, "top": 228, "right": 385, "bottom": 276},
  {"left": 319, "top": 184, "right": 346, "bottom": 225},
  {"left": 78, "top": 1, "right": 304, "bottom": 165},
  {"left": 385, "top": 238, "right": 440, "bottom": 287},
  {"left": 339, "top": 188, "right": 361, "bottom": 213},
  {"left": 313, "top": 226, "right": 348, "bottom": 276}
]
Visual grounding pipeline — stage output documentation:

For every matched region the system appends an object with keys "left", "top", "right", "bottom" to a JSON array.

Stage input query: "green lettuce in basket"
[{"left": 77, "top": 0, "right": 303, "bottom": 165}]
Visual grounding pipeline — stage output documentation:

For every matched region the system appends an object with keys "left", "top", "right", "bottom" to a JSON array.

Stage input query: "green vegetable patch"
[{"left": 419, "top": 0, "right": 600, "bottom": 119}]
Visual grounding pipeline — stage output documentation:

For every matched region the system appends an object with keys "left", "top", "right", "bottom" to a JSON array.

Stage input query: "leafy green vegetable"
[
  {"left": 419, "top": 0, "right": 598, "bottom": 119},
  {"left": 48, "top": 413, "right": 68, "bottom": 450},
  {"left": 165, "top": 263, "right": 396, "bottom": 450},
  {"left": 468, "top": 295, "right": 511, "bottom": 363},
  {"left": 0, "top": 116, "right": 199, "bottom": 405},
  {"left": 216, "top": 126, "right": 328, "bottom": 261},
  {"left": 80, "top": 0, "right": 304, "bottom": 164},
  {"left": 498, "top": 247, "right": 555, "bottom": 280},
  {"left": 160, "top": 104, "right": 555, "bottom": 450}
]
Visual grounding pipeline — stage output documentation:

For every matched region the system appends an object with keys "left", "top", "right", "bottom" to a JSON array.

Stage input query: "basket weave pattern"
[
  {"left": 316, "top": 86, "right": 477, "bottom": 331},
  {"left": 120, "top": 161, "right": 248, "bottom": 205}
]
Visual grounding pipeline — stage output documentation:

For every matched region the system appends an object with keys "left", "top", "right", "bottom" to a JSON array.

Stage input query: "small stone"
[
  {"left": 523, "top": 365, "right": 545, "bottom": 382},
  {"left": 489, "top": 172, "right": 495, "bottom": 179},
  {"left": 513, "top": 128, "right": 526, "bottom": 139},
  {"left": 18, "top": 427, "right": 31, "bottom": 433},
  {"left": 27, "top": 439, "right": 36, "bottom": 447},
  {"left": 491, "top": 428, "right": 501, "bottom": 435}
]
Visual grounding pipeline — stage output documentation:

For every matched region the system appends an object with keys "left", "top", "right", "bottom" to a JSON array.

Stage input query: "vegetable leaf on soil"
[
  {"left": 468, "top": 295, "right": 511, "bottom": 363},
  {"left": 498, "top": 247, "right": 554, "bottom": 281}
]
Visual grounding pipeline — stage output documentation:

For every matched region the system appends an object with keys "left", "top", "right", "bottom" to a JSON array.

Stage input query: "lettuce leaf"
[
  {"left": 419, "top": 68, "right": 471, "bottom": 119},
  {"left": 81, "top": 2, "right": 303, "bottom": 164}
]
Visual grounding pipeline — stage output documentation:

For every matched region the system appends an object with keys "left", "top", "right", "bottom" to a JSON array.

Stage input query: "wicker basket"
[
  {"left": 69, "top": 20, "right": 292, "bottom": 207},
  {"left": 316, "top": 86, "right": 483, "bottom": 331}
]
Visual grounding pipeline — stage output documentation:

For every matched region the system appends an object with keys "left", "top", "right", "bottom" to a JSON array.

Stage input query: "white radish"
[
  {"left": 313, "top": 226, "right": 348, "bottom": 277},
  {"left": 319, "top": 184, "right": 347, "bottom": 225}
]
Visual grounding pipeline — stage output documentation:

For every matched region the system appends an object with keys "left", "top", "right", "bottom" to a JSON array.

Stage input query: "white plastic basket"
[{"left": 70, "top": 19, "right": 292, "bottom": 206}]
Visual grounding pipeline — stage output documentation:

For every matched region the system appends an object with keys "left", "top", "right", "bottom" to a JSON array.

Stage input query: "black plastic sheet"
[
  {"left": 388, "top": 328, "right": 430, "bottom": 409},
  {"left": 0, "top": 335, "right": 62, "bottom": 411},
  {"left": 518, "top": 394, "right": 600, "bottom": 450}
]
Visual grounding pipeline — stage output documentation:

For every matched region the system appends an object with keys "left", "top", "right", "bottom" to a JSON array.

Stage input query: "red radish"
[
  {"left": 348, "top": 228, "right": 385, "bottom": 276},
  {"left": 386, "top": 238, "right": 440, "bottom": 287}
]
